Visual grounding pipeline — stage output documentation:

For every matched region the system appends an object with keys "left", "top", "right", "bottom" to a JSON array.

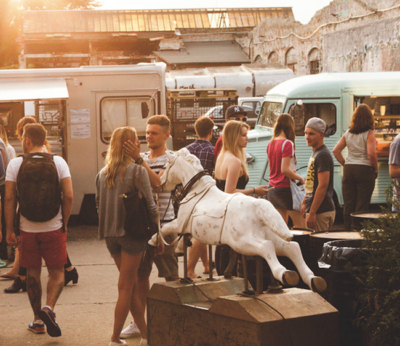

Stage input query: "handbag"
[
  {"left": 290, "top": 180, "right": 305, "bottom": 211},
  {"left": 281, "top": 139, "right": 305, "bottom": 211},
  {"left": 122, "top": 164, "right": 158, "bottom": 240}
]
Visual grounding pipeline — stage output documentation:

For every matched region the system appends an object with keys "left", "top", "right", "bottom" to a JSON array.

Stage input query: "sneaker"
[
  {"left": 28, "top": 320, "right": 45, "bottom": 334},
  {"left": 38, "top": 306, "right": 61, "bottom": 337},
  {"left": 120, "top": 321, "right": 141, "bottom": 339}
]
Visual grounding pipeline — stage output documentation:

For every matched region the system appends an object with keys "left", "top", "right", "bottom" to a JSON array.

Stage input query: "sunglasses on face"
[{"left": 230, "top": 117, "right": 248, "bottom": 122}]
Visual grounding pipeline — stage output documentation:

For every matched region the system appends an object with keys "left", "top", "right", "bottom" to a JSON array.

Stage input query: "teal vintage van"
[{"left": 246, "top": 72, "right": 400, "bottom": 206}]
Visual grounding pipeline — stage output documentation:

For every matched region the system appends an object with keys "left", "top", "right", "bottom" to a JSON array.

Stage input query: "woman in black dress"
[{"left": 214, "top": 120, "right": 269, "bottom": 275}]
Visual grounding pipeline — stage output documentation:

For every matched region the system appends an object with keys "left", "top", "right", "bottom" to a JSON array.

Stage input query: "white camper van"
[{"left": 0, "top": 63, "right": 167, "bottom": 222}]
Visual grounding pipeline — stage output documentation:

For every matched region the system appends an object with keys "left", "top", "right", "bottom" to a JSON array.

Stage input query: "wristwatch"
[{"left": 135, "top": 157, "right": 144, "bottom": 165}]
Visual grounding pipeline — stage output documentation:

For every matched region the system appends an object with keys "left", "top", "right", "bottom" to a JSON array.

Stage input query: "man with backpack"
[{"left": 5, "top": 123, "right": 73, "bottom": 338}]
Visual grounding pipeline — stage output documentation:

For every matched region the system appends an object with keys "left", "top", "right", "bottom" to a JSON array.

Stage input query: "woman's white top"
[{"left": 344, "top": 130, "right": 371, "bottom": 166}]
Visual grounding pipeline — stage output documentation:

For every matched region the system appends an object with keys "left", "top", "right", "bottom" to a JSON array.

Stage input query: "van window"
[
  {"left": 241, "top": 101, "right": 261, "bottom": 120},
  {"left": 258, "top": 101, "right": 283, "bottom": 128},
  {"left": 289, "top": 103, "right": 336, "bottom": 136},
  {"left": 101, "top": 97, "right": 154, "bottom": 143}
]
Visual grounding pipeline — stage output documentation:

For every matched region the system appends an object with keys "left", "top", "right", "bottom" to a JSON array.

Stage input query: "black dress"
[{"left": 214, "top": 174, "right": 248, "bottom": 276}]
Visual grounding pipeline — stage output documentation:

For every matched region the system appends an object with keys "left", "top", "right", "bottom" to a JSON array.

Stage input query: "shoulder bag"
[
  {"left": 122, "top": 164, "right": 158, "bottom": 240},
  {"left": 281, "top": 140, "right": 305, "bottom": 211}
]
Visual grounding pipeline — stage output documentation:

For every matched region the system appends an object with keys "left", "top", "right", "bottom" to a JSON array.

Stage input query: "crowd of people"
[{"left": 1, "top": 101, "right": 399, "bottom": 346}]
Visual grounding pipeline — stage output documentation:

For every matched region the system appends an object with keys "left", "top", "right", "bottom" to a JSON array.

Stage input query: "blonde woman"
[
  {"left": 0, "top": 124, "right": 16, "bottom": 162},
  {"left": 214, "top": 120, "right": 269, "bottom": 275},
  {"left": 96, "top": 127, "right": 162, "bottom": 346}
]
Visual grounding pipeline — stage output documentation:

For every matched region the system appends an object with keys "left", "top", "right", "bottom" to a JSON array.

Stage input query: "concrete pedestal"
[{"left": 147, "top": 277, "right": 339, "bottom": 346}]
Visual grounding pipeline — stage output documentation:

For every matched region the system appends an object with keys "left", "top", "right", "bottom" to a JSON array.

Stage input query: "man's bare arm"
[
  {"left": 309, "top": 171, "right": 330, "bottom": 214},
  {"left": 389, "top": 164, "right": 400, "bottom": 179},
  {"left": 123, "top": 140, "right": 161, "bottom": 189},
  {"left": 60, "top": 177, "right": 73, "bottom": 231},
  {"left": 5, "top": 181, "right": 17, "bottom": 246}
]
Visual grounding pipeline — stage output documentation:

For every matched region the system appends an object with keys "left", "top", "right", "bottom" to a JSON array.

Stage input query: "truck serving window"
[
  {"left": 258, "top": 101, "right": 283, "bottom": 128},
  {"left": 289, "top": 103, "right": 336, "bottom": 136},
  {"left": 101, "top": 97, "right": 154, "bottom": 143}
]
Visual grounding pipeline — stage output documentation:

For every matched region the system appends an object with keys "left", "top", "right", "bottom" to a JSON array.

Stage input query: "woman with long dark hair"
[
  {"left": 333, "top": 103, "right": 378, "bottom": 229},
  {"left": 267, "top": 113, "right": 305, "bottom": 227},
  {"left": 96, "top": 126, "right": 161, "bottom": 346}
]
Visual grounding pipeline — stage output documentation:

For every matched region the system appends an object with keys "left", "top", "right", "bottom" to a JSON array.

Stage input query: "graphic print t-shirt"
[{"left": 304, "top": 145, "right": 335, "bottom": 214}]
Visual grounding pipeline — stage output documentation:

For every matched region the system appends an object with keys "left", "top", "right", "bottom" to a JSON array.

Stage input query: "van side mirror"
[{"left": 141, "top": 102, "right": 149, "bottom": 119}]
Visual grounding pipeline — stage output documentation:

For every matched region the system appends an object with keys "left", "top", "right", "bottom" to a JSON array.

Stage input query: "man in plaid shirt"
[
  {"left": 186, "top": 116, "right": 215, "bottom": 175},
  {"left": 185, "top": 116, "right": 215, "bottom": 278}
]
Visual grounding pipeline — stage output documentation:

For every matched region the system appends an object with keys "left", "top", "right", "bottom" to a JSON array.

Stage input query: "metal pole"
[
  {"left": 183, "top": 235, "right": 188, "bottom": 280},
  {"left": 256, "top": 257, "right": 263, "bottom": 294},
  {"left": 208, "top": 245, "right": 213, "bottom": 280},
  {"left": 242, "top": 255, "right": 249, "bottom": 293}
]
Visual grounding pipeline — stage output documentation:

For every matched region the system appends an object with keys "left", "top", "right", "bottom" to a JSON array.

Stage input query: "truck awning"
[{"left": 0, "top": 79, "right": 69, "bottom": 102}]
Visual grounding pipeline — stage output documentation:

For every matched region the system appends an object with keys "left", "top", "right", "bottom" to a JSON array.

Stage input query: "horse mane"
[{"left": 177, "top": 148, "right": 203, "bottom": 171}]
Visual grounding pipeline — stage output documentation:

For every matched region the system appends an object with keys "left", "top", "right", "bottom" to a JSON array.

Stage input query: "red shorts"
[{"left": 19, "top": 228, "right": 67, "bottom": 269}]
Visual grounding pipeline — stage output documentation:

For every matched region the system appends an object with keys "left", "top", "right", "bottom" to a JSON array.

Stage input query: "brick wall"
[{"left": 248, "top": 0, "right": 400, "bottom": 76}]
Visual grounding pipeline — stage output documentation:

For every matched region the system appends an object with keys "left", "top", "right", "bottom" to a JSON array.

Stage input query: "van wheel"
[{"left": 333, "top": 191, "right": 343, "bottom": 225}]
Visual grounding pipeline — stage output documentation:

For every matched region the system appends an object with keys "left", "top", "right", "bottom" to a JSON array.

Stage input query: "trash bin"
[{"left": 320, "top": 239, "right": 369, "bottom": 346}]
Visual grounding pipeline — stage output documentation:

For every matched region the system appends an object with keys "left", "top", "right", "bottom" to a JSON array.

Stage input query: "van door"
[{"left": 95, "top": 90, "right": 158, "bottom": 172}]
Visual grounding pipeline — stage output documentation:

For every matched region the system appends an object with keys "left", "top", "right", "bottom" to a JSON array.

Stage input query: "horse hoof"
[
  {"left": 311, "top": 277, "right": 327, "bottom": 293},
  {"left": 281, "top": 270, "right": 299, "bottom": 287}
]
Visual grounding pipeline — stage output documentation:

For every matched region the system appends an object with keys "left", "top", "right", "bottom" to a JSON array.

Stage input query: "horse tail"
[{"left": 254, "top": 199, "right": 293, "bottom": 242}]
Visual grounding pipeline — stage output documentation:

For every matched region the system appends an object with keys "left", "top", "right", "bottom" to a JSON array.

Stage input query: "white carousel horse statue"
[{"left": 149, "top": 148, "right": 327, "bottom": 293}]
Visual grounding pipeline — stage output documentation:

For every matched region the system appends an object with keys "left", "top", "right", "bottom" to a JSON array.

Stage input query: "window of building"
[
  {"left": 286, "top": 47, "right": 298, "bottom": 73},
  {"left": 268, "top": 51, "right": 279, "bottom": 64},
  {"left": 310, "top": 60, "right": 320, "bottom": 74},
  {"left": 289, "top": 102, "right": 336, "bottom": 136},
  {"left": 101, "top": 97, "right": 154, "bottom": 143},
  {"left": 308, "top": 48, "right": 321, "bottom": 75}
]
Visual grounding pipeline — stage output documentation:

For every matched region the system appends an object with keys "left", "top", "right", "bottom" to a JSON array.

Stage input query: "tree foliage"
[
  {"left": 0, "top": 0, "right": 100, "bottom": 68},
  {"left": 348, "top": 187, "right": 400, "bottom": 346}
]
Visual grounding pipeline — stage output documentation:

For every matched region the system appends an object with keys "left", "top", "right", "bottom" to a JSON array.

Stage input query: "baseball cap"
[
  {"left": 305, "top": 117, "right": 327, "bottom": 134},
  {"left": 225, "top": 105, "right": 247, "bottom": 119}
]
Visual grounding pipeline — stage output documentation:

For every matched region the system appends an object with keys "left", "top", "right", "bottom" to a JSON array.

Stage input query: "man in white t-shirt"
[{"left": 5, "top": 124, "right": 73, "bottom": 338}]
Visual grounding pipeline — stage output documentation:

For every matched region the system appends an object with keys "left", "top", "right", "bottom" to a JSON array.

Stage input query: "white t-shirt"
[{"left": 6, "top": 154, "right": 71, "bottom": 233}]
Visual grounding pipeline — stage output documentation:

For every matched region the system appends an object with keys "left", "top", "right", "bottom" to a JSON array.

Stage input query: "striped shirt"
[{"left": 141, "top": 151, "right": 175, "bottom": 223}]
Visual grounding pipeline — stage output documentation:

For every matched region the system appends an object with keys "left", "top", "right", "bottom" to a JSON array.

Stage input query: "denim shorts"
[
  {"left": 105, "top": 235, "right": 147, "bottom": 257},
  {"left": 267, "top": 186, "right": 293, "bottom": 210}
]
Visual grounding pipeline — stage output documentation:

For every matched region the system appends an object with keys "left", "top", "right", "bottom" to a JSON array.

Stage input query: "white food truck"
[{"left": 0, "top": 63, "right": 167, "bottom": 223}]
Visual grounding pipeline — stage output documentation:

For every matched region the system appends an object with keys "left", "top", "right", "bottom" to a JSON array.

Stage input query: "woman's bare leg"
[
  {"left": 288, "top": 210, "right": 306, "bottom": 228},
  {"left": 111, "top": 251, "right": 143, "bottom": 344}
]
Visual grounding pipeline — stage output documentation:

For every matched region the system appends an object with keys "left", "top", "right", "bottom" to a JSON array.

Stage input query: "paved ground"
[{"left": 0, "top": 225, "right": 188, "bottom": 346}]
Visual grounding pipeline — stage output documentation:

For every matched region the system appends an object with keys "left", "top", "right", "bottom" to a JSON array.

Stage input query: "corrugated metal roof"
[
  {"left": 22, "top": 8, "right": 293, "bottom": 33},
  {"left": 153, "top": 41, "right": 250, "bottom": 65},
  {"left": 0, "top": 79, "right": 68, "bottom": 101}
]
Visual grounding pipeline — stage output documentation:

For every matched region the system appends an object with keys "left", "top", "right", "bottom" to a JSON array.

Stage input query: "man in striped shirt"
[{"left": 121, "top": 115, "right": 179, "bottom": 339}]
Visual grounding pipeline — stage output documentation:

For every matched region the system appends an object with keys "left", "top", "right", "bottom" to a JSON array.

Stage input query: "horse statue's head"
[{"left": 161, "top": 148, "right": 204, "bottom": 191}]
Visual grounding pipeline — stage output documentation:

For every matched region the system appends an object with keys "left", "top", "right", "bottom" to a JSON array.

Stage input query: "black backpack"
[{"left": 16, "top": 153, "right": 62, "bottom": 222}]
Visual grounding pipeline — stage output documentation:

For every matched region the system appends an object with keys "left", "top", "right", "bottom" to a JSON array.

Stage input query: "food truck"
[
  {"left": 0, "top": 63, "right": 167, "bottom": 222},
  {"left": 246, "top": 72, "right": 399, "bottom": 206}
]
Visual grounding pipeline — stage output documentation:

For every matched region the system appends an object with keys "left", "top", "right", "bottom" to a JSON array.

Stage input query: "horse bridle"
[{"left": 173, "top": 170, "right": 209, "bottom": 205}]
